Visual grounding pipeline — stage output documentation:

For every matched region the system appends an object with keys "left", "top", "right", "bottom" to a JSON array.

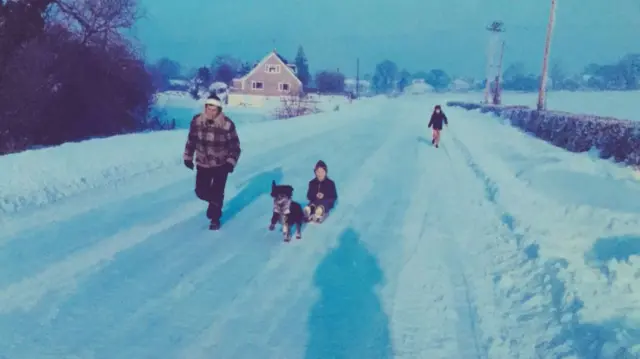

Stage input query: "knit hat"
[
  {"left": 314, "top": 160, "right": 327, "bottom": 172},
  {"left": 205, "top": 94, "right": 223, "bottom": 108}
]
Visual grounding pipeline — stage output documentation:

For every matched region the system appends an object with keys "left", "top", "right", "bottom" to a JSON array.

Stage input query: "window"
[
  {"left": 278, "top": 83, "right": 290, "bottom": 92},
  {"left": 265, "top": 64, "right": 281, "bottom": 73},
  {"left": 252, "top": 81, "right": 264, "bottom": 90}
]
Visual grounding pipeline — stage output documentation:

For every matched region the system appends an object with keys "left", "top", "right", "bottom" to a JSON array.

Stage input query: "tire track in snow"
[
  {"left": 0, "top": 200, "right": 206, "bottom": 315},
  {"left": 390, "top": 135, "right": 487, "bottom": 359},
  {"left": 243, "top": 110, "right": 418, "bottom": 359},
  {"left": 437, "top": 124, "right": 548, "bottom": 358},
  {"left": 0, "top": 106, "right": 376, "bottom": 240},
  {"left": 94, "top": 118, "right": 391, "bottom": 359},
  {"left": 0, "top": 117, "right": 378, "bottom": 318},
  {"left": 448, "top": 129, "right": 524, "bottom": 245},
  {"left": 174, "top": 111, "right": 408, "bottom": 359},
  {"left": 444, "top": 113, "right": 640, "bottom": 358},
  {"left": 0, "top": 115, "right": 396, "bottom": 359}
]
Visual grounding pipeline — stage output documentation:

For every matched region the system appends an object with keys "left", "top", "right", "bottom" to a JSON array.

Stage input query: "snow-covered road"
[{"left": 1, "top": 96, "right": 639, "bottom": 358}]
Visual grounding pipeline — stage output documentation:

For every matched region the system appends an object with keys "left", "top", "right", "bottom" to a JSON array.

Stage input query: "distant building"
[
  {"left": 168, "top": 79, "right": 190, "bottom": 91},
  {"left": 228, "top": 50, "right": 302, "bottom": 107},
  {"left": 344, "top": 78, "right": 371, "bottom": 95},
  {"left": 405, "top": 79, "right": 434, "bottom": 94},
  {"left": 450, "top": 78, "right": 471, "bottom": 92}
]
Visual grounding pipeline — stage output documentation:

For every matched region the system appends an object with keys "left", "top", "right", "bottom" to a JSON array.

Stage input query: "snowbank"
[
  {"left": 447, "top": 101, "right": 640, "bottom": 167},
  {"left": 0, "top": 97, "right": 385, "bottom": 216},
  {"left": 153, "top": 91, "right": 357, "bottom": 128},
  {"left": 442, "top": 90, "right": 640, "bottom": 122},
  {"left": 443, "top": 107, "right": 640, "bottom": 357},
  {"left": 153, "top": 91, "right": 272, "bottom": 128},
  {"left": 0, "top": 131, "right": 185, "bottom": 216}
]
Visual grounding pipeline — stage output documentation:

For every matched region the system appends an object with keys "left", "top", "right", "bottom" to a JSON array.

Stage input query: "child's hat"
[{"left": 314, "top": 160, "right": 327, "bottom": 172}]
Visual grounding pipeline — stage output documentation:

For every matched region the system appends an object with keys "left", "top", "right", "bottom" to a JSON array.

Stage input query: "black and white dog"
[{"left": 269, "top": 180, "right": 303, "bottom": 241}]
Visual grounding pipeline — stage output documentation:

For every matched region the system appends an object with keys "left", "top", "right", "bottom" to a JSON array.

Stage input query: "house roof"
[
  {"left": 233, "top": 50, "right": 302, "bottom": 85},
  {"left": 274, "top": 51, "right": 289, "bottom": 65}
]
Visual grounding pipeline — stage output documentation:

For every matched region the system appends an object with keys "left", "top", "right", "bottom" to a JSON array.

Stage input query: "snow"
[
  {"left": 450, "top": 78, "right": 472, "bottom": 92},
  {"left": 442, "top": 90, "right": 640, "bottom": 122},
  {"left": 153, "top": 91, "right": 356, "bottom": 128},
  {"left": 405, "top": 81, "right": 434, "bottom": 95},
  {"left": 1, "top": 93, "right": 640, "bottom": 358}
]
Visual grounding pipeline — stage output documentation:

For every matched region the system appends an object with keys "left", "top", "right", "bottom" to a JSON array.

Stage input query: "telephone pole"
[
  {"left": 484, "top": 21, "right": 505, "bottom": 104},
  {"left": 356, "top": 58, "right": 360, "bottom": 98},
  {"left": 493, "top": 40, "right": 506, "bottom": 105},
  {"left": 537, "top": 0, "right": 557, "bottom": 111}
]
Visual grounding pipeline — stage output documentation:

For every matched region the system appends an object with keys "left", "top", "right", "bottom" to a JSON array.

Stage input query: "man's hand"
[
  {"left": 222, "top": 162, "right": 234, "bottom": 173},
  {"left": 184, "top": 160, "right": 194, "bottom": 170},
  {"left": 316, "top": 192, "right": 324, "bottom": 199}
]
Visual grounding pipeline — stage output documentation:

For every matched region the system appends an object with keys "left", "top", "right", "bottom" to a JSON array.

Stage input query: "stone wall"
[{"left": 446, "top": 101, "right": 640, "bottom": 167}]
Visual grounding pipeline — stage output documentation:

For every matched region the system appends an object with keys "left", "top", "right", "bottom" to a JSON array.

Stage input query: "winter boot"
[
  {"left": 313, "top": 205, "right": 325, "bottom": 223},
  {"left": 303, "top": 205, "right": 314, "bottom": 222},
  {"left": 269, "top": 223, "right": 276, "bottom": 231},
  {"left": 209, "top": 219, "right": 220, "bottom": 230}
]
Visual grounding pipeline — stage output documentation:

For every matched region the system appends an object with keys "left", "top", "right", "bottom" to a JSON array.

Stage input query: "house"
[
  {"left": 405, "top": 79, "right": 434, "bottom": 95},
  {"left": 168, "top": 79, "right": 190, "bottom": 92},
  {"left": 344, "top": 78, "right": 371, "bottom": 95},
  {"left": 228, "top": 50, "right": 302, "bottom": 107},
  {"left": 450, "top": 78, "right": 471, "bottom": 92}
]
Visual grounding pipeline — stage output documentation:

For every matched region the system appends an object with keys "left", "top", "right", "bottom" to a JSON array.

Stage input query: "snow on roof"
[
  {"left": 209, "top": 82, "right": 228, "bottom": 90},
  {"left": 344, "top": 78, "right": 370, "bottom": 86},
  {"left": 169, "top": 79, "right": 189, "bottom": 86}
]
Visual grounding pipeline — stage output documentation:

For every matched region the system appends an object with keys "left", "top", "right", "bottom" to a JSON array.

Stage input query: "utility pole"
[
  {"left": 493, "top": 40, "right": 506, "bottom": 105},
  {"left": 537, "top": 0, "right": 557, "bottom": 111},
  {"left": 356, "top": 58, "right": 360, "bottom": 99},
  {"left": 484, "top": 21, "right": 505, "bottom": 104}
]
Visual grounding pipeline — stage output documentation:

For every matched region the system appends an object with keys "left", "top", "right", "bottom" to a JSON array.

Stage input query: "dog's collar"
[{"left": 274, "top": 198, "right": 291, "bottom": 215}]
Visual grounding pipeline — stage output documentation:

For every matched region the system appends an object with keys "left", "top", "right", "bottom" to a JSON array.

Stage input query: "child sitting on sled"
[{"left": 304, "top": 160, "right": 338, "bottom": 223}]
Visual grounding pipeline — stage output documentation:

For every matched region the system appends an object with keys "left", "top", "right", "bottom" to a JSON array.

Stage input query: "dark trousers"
[{"left": 195, "top": 166, "right": 229, "bottom": 221}]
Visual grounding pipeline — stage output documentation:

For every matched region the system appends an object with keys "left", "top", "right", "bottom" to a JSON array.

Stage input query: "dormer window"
[{"left": 265, "top": 64, "right": 281, "bottom": 73}]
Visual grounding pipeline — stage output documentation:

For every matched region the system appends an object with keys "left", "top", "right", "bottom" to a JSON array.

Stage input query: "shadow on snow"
[{"left": 305, "top": 228, "right": 393, "bottom": 359}]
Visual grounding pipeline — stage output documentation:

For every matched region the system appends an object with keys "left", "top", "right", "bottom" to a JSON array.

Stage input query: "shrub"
[{"left": 446, "top": 101, "right": 640, "bottom": 166}]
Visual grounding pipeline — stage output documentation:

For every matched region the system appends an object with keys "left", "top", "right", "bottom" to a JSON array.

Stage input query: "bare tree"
[
  {"left": 273, "top": 93, "right": 321, "bottom": 119},
  {"left": 49, "top": 0, "right": 142, "bottom": 47}
]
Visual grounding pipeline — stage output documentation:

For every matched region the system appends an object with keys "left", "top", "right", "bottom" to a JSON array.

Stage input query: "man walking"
[{"left": 183, "top": 94, "right": 241, "bottom": 230}]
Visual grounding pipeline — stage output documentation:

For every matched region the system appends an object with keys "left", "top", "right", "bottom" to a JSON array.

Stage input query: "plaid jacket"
[{"left": 183, "top": 112, "right": 241, "bottom": 169}]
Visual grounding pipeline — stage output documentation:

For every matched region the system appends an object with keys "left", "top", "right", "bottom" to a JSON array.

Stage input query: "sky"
[{"left": 132, "top": 0, "right": 640, "bottom": 79}]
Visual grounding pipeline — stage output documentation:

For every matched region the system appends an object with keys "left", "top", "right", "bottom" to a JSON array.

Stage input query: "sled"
[{"left": 307, "top": 213, "right": 329, "bottom": 224}]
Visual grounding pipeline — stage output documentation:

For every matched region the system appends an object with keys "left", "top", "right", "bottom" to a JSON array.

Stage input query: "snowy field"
[
  {"left": 436, "top": 90, "right": 640, "bottom": 122},
  {"left": 1, "top": 93, "right": 640, "bottom": 358},
  {"left": 154, "top": 91, "right": 354, "bottom": 128}
]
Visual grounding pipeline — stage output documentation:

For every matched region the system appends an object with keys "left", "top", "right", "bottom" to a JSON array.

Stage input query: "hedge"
[{"left": 446, "top": 101, "right": 640, "bottom": 167}]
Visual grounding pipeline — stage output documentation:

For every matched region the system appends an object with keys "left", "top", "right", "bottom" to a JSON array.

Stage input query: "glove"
[
  {"left": 184, "top": 160, "right": 194, "bottom": 170},
  {"left": 222, "top": 162, "right": 234, "bottom": 173}
]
